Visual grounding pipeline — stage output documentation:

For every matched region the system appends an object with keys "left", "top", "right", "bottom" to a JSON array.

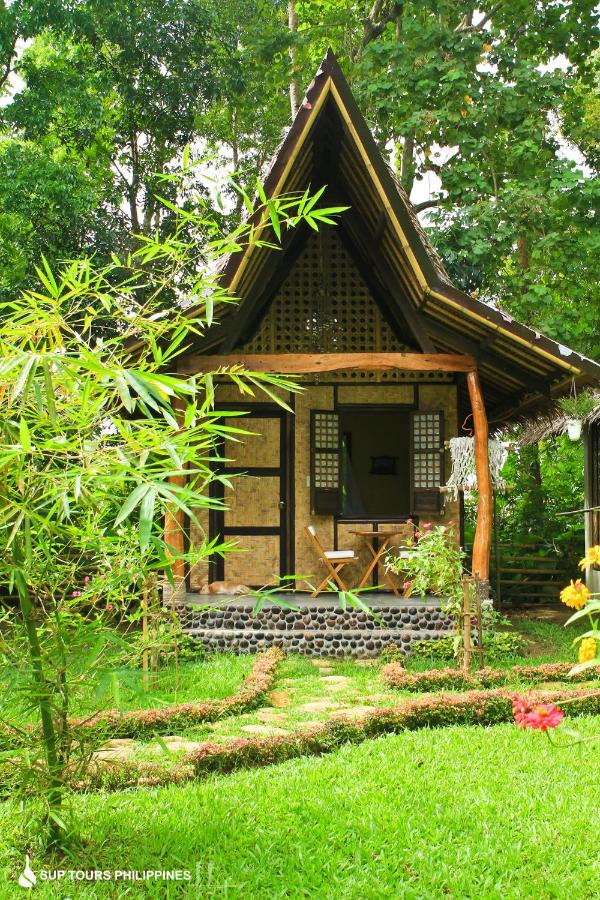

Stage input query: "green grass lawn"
[
  {"left": 2, "top": 616, "right": 599, "bottom": 898},
  {"left": 2, "top": 718, "right": 600, "bottom": 898}
]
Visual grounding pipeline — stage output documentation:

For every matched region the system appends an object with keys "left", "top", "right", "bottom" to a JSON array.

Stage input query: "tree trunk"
[
  {"left": 288, "top": 0, "right": 300, "bottom": 119},
  {"left": 400, "top": 131, "right": 416, "bottom": 194}
]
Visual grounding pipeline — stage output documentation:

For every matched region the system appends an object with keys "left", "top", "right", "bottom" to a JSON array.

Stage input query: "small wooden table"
[{"left": 349, "top": 529, "right": 408, "bottom": 596}]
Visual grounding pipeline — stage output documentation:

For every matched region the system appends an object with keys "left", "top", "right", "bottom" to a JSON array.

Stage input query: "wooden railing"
[{"left": 489, "top": 542, "right": 580, "bottom": 606}]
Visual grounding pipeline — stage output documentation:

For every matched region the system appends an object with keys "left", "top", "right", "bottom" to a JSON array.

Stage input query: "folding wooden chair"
[{"left": 304, "top": 525, "right": 356, "bottom": 597}]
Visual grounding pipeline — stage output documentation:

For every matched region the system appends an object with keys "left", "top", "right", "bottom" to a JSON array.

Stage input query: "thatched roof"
[{"left": 518, "top": 391, "right": 600, "bottom": 444}]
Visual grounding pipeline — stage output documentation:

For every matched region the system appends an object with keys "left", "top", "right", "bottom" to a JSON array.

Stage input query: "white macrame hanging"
[{"left": 444, "top": 437, "right": 510, "bottom": 500}]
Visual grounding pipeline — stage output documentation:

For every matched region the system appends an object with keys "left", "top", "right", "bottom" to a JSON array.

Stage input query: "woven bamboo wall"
[
  {"left": 337, "top": 385, "right": 414, "bottom": 405},
  {"left": 223, "top": 416, "right": 280, "bottom": 469},
  {"left": 224, "top": 535, "right": 281, "bottom": 586},
  {"left": 224, "top": 476, "right": 280, "bottom": 528}
]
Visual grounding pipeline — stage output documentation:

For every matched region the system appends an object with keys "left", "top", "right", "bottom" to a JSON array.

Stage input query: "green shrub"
[{"left": 410, "top": 631, "right": 525, "bottom": 661}]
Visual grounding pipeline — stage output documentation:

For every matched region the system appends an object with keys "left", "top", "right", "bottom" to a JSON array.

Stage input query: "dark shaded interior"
[{"left": 340, "top": 408, "right": 411, "bottom": 518}]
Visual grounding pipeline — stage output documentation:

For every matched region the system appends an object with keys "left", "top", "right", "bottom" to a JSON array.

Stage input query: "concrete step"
[{"left": 186, "top": 627, "right": 451, "bottom": 657}]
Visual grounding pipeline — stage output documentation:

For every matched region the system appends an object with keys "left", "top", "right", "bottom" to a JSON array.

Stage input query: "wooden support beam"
[
  {"left": 163, "top": 398, "right": 186, "bottom": 591},
  {"left": 467, "top": 369, "right": 491, "bottom": 581},
  {"left": 179, "top": 352, "right": 477, "bottom": 375}
]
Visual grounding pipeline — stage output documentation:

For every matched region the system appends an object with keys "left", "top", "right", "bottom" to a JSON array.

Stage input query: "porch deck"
[{"left": 181, "top": 591, "right": 453, "bottom": 658}]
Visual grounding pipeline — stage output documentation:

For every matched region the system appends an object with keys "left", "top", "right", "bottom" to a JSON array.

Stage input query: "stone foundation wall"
[{"left": 182, "top": 599, "right": 454, "bottom": 658}]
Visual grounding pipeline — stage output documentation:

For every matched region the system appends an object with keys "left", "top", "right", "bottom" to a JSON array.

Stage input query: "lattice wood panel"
[{"left": 241, "top": 228, "right": 420, "bottom": 381}]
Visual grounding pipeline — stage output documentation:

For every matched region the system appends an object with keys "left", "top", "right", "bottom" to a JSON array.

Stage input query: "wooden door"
[{"left": 211, "top": 408, "right": 288, "bottom": 587}]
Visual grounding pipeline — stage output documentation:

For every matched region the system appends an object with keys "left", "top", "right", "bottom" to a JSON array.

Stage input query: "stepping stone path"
[
  {"left": 255, "top": 708, "right": 288, "bottom": 723},
  {"left": 332, "top": 706, "right": 378, "bottom": 720},
  {"left": 267, "top": 690, "right": 291, "bottom": 707},
  {"left": 240, "top": 724, "right": 289, "bottom": 736},
  {"left": 321, "top": 675, "right": 351, "bottom": 692},
  {"left": 299, "top": 699, "right": 344, "bottom": 713},
  {"left": 94, "top": 738, "right": 135, "bottom": 761},
  {"left": 297, "top": 720, "right": 325, "bottom": 730},
  {"left": 311, "top": 659, "right": 335, "bottom": 675},
  {"left": 148, "top": 736, "right": 202, "bottom": 755}
]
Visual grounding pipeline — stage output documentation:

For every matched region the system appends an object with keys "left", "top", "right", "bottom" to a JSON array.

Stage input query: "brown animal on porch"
[{"left": 199, "top": 581, "right": 251, "bottom": 596}]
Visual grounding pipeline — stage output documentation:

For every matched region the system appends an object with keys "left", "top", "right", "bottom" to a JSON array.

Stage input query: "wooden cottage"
[{"left": 169, "top": 51, "right": 600, "bottom": 633}]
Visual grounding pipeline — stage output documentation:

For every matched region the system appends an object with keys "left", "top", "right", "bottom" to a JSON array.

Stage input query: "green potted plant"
[{"left": 557, "top": 391, "right": 597, "bottom": 441}]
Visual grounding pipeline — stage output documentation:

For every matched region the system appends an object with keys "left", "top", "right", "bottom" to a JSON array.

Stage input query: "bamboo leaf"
[
  {"left": 19, "top": 417, "right": 31, "bottom": 453},
  {"left": 115, "top": 484, "right": 150, "bottom": 526},
  {"left": 139, "top": 487, "right": 156, "bottom": 550}
]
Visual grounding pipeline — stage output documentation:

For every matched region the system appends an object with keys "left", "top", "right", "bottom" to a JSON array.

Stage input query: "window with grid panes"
[
  {"left": 311, "top": 411, "right": 342, "bottom": 515},
  {"left": 410, "top": 411, "right": 443, "bottom": 514}
]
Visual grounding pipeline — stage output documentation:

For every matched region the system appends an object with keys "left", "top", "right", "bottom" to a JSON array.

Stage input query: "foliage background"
[{"left": 1, "top": 0, "right": 598, "bottom": 549}]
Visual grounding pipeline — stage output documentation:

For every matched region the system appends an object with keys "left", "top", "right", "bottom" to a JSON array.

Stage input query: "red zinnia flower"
[{"left": 512, "top": 694, "right": 564, "bottom": 732}]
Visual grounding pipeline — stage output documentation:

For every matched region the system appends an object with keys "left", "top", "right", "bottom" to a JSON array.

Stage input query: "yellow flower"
[
  {"left": 560, "top": 579, "right": 591, "bottom": 610},
  {"left": 463, "top": 94, "right": 474, "bottom": 105},
  {"left": 579, "top": 546, "right": 600, "bottom": 570},
  {"left": 579, "top": 637, "right": 597, "bottom": 664}
]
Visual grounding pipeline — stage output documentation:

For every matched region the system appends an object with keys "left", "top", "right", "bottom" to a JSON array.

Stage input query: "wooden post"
[
  {"left": 466, "top": 369, "right": 491, "bottom": 581},
  {"left": 475, "top": 579, "right": 485, "bottom": 670},
  {"left": 462, "top": 577, "right": 473, "bottom": 674},
  {"left": 163, "top": 397, "right": 187, "bottom": 605}
]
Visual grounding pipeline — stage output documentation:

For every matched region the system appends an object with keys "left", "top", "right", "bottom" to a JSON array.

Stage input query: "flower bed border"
[
  {"left": 0, "top": 648, "right": 283, "bottom": 749},
  {"left": 380, "top": 661, "right": 600, "bottom": 693},
  {"left": 68, "top": 685, "right": 600, "bottom": 793}
]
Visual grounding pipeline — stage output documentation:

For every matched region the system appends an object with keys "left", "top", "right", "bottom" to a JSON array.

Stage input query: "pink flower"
[
  {"left": 512, "top": 694, "right": 564, "bottom": 732},
  {"left": 72, "top": 590, "right": 81, "bottom": 597},
  {"left": 422, "top": 522, "right": 432, "bottom": 530},
  {"left": 106, "top": 603, "right": 114, "bottom": 611},
  {"left": 414, "top": 531, "right": 421, "bottom": 539},
  {"left": 84, "top": 575, "right": 90, "bottom": 584}
]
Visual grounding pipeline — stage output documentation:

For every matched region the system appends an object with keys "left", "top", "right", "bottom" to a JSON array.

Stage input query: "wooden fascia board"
[
  {"left": 428, "top": 286, "right": 600, "bottom": 381},
  {"left": 223, "top": 77, "right": 332, "bottom": 298},
  {"left": 328, "top": 79, "right": 429, "bottom": 295},
  {"left": 178, "top": 352, "right": 476, "bottom": 375},
  {"left": 424, "top": 317, "right": 550, "bottom": 395}
]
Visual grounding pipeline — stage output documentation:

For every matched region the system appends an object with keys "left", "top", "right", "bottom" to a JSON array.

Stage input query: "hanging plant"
[{"left": 557, "top": 391, "right": 597, "bottom": 441}]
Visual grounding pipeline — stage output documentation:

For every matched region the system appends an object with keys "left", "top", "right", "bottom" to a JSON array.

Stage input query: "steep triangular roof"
[{"left": 203, "top": 49, "right": 600, "bottom": 424}]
